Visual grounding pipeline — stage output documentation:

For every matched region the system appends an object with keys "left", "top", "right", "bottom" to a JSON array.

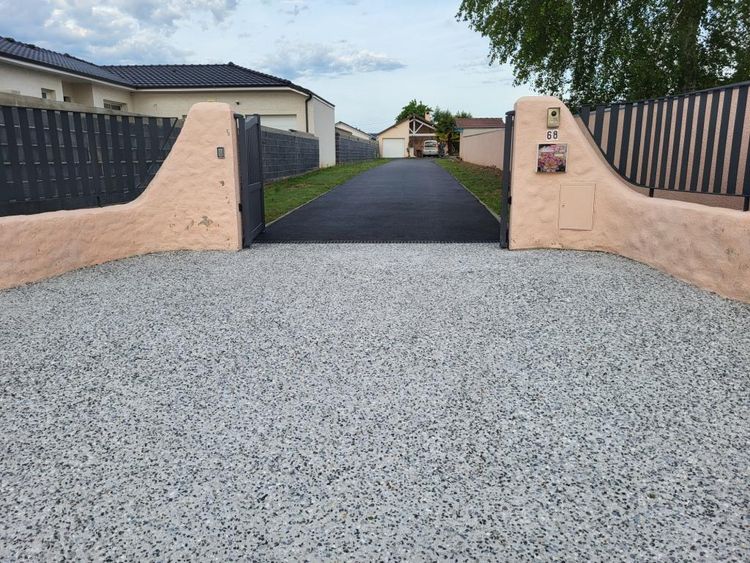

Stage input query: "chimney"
[{"left": 424, "top": 111, "right": 432, "bottom": 122}]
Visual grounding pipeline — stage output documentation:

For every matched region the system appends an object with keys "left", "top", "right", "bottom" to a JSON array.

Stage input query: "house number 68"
[{"left": 546, "top": 130, "right": 559, "bottom": 141}]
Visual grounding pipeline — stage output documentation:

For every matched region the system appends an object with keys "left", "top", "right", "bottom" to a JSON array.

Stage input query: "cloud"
[
  {"left": 455, "top": 57, "right": 517, "bottom": 85},
  {"left": 262, "top": 42, "right": 406, "bottom": 79},
  {"left": 93, "top": 31, "right": 193, "bottom": 65},
  {"left": 280, "top": 0, "right": 309, "bottom": 18},
  {"left": 0, "top": 0, "right": 239, "bottom": 63}
]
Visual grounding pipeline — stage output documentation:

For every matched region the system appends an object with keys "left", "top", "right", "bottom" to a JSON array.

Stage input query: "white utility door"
[{"left": 382, "top": 138, "right": 405, "bottom": 158}]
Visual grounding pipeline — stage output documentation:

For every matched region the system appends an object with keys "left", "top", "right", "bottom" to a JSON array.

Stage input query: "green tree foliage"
[
  {"left": 454, "top": 110, "right": 474, "bottom": 118},
  {"left": 457, "top": 0, "right": 750, "bottom": 105},
  {"left": 433, "top": 107, "right": 461, "bottom": 153},
  {"left": 433, "top": 107, "right": 456, "bottom": 136},
  {"left": 396, "top": 99, "right": 433, "bottom": 122}
]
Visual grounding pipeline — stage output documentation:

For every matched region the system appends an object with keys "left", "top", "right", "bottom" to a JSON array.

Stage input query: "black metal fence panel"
[
  {"left": 0, "top": 106, "right": 181, "bottom": 216},
  {"left": 236, "top": 114, "right": 265, "bottom": 246},
  {"left": 335, "top": 132, "right": 378, "bottom": 164},
  {"left": 260, "top": 126, "right": 319, "bottom": 181},
  {"left": 579, "top": 81, "right": 750, "bottom": 208}
]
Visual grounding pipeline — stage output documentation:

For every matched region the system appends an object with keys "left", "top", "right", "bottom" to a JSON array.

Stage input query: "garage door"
[{"left": 382, "top": 138, "right": 405, "bottom": 158}]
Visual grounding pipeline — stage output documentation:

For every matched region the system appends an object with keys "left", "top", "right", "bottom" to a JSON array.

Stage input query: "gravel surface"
[{"left": 1, "top": 244, "right": 748, "bottom": 561}]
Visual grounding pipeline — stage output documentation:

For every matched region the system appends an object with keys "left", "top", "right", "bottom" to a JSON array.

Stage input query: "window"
[
  {"left": 41, "top": 88, "right": 56, "bottom": 100},
  {"left": 103, "top": 100, "right": 126, "bottom": 111},
  {"left": 63, "top": 96, "right": 71, "bottom": 103}
]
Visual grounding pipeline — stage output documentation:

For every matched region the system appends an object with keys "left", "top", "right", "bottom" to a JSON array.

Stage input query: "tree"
[
  {"left": 433, "top": 107, "right": 460, "bottom": 154},
  {"left": 457, "top": 0, "right": 750, "bottom": 105},
  {"left": 454, "top": 110, "right": 473, "bottom": 118},
  {"left": 396, "top": 99, "right": 433, "bottom": 122}
]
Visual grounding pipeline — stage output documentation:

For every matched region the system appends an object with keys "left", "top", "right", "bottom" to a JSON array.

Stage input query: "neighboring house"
[
  {"left": 456, "top": 117, "right": 505, "bottom": 169},
  {"left": 0, "top": 36, "right": 336, "bottom": 167},
  {"left": 376, "top": 115, "right": 436, "bottom": 158},
  {"left": 335, "top": 121, "right": 373, "bottom": 141}
]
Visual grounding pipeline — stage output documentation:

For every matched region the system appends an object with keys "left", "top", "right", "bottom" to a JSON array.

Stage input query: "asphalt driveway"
[
  {"left": 1, "top": 244, "right": 748, "bottom": 560},
  {"left": 256, "top": 159, "right": 500, "bottom": 242}
]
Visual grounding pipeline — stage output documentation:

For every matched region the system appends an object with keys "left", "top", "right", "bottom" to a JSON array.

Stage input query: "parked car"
[{"left": 422, "top": 140, "right": 439, "bottom": 157}]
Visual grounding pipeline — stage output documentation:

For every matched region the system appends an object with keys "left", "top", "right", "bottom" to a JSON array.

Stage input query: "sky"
[{"left": 0, "top": 0, "right": 535, "bottom": 132}]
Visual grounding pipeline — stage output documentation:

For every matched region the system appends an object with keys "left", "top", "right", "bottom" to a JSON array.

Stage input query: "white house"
[
  {"left": 335, "top": 121, "right": 373, "bottom": 141},
  {"left": 376, "top": 115, "right": 436, "bottom": 158},
  {"left": 0, "top": 36, "right": 336, "bottom": 167}
]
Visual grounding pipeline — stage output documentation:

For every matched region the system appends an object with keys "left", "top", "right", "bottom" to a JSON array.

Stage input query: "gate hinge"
[
  {"left": 507, "top": 196, "right": 512, "bottom": 205},
  {"left": 238, "top": 203, "right": 243, "bottom": 212}
]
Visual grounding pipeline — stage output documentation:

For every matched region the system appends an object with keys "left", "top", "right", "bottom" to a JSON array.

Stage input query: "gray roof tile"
[
  {"left": 0, "top": 36, "right": 326, "bottom": 102},
  {"left": 0, "top": 37, "right": 129, "bottom": 85},
  {"left": 103, "top": 63, "right": 292, "bottom": 89}
]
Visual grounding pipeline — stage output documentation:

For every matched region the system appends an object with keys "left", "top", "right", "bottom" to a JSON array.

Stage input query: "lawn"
[
  {"left": 264, "top": 159, "right": 388, "bottom": 223},
  {"left": 435, "top": 159, "right": 503, "bottom": 216}
]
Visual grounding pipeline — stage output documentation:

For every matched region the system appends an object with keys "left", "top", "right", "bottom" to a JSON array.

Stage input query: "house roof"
[
  {"left": 103, "top": 63, "right": 293, "bottom": 89},
  {"left": 377, "top": 115, "right": 436, "bottom": 136},
  {"left": 455, "top": 117, "right": 505, "bottom": 129},
  {"left": 335, "top": 121, "right": 372, "bottom": 137},
  {"left": 412, "top": 115, "right": 435, "bottom": 129},
  {"left": 0, "top": 36, "right": 331, "bottom": 105},
  {"left": 0, "top": 37, "right": 129, "bottom": 85}
]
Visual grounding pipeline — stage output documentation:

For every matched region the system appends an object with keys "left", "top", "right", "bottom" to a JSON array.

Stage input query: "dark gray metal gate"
[
  {"left": 578, "top": 81, "right": 750, "bottom": 210},
  {"left": 236, "top": 114, "right": 265, "bottom": 246},
  {"left": 500, "top": 110, "right": 514, "bottom": 248}
]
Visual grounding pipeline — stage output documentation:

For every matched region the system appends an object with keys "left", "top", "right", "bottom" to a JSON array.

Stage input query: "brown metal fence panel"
[
  {"left": 0, "top": 105, "right": 181, "bottom": 216},
  {"left": 579, "top": 81, "right": 750, "bottom": 210}
]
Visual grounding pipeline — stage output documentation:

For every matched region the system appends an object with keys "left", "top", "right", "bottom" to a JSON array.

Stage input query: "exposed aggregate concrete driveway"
[{"left": 0, "top": 244, "right": 748, "bottom": 561}]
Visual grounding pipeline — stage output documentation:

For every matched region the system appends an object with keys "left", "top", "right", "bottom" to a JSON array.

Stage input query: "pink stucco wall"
[
  {"left": 459, "top": 128, "right": 505, "bottom": 169},
  {"left": 0, "top": 102, "right": 242, "bottom": 290},
  {"left": 509, "top": 96, "right": 750, "bottom": 303}
]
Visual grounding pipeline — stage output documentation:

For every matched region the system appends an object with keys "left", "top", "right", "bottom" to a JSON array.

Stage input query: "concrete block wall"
[
  {"left": 261, "top": 126, "right": 319, "bottom": 181},
  {"left": 336, "top": 132, "right": 379, "bottom": 164}
]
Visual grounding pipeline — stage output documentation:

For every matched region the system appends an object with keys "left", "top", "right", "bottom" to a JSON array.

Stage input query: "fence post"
[{"left": 500, "top": 110, "right": 514, "bottom": 249}]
